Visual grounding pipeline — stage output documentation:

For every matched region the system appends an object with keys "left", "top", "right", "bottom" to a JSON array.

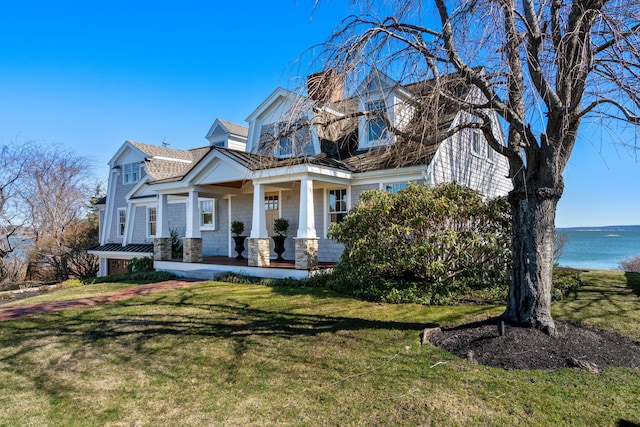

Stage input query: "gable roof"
[
  {"left": 128, "top": 140, "right": 198, "bottom": 162},
  {"left": 217, "top": 119, "right": 249, "bottom": 137},
  {"left": 144, "top": 147, "right": 210, "bottom": 180}
]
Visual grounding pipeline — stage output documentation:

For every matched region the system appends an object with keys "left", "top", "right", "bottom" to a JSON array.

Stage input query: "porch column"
[
  {"left": 154, "top": 193, "right": 172, "bottom": 261},
  {"left": 248, "top": 182, "right": 270, "bottom": 267},
  {"left": 183, "top": 190, "right": 202, "bottom": 263},
  {"left": 295, "top": 177, "right": 318, "bottom": 270}
]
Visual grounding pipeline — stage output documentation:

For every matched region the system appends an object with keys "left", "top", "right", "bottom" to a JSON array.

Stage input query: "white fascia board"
[
  {"left": 179, "top": 149, "right": 250, "bottom": 187},
  {"left": 245, "top": 87, "right": 301, "bottom": 123},
  {"left": 125, "top": 175, "right": 152, "bottom": 201},
  {"left": 150, "top": 156, "right": 192, "bottom": 163},
  {"left": 108, "top": 141, "right": 140, "bottom": 167},
  {"left": 151, "top": 182, "right": 193, "bottom": 193},
  {"left": 88, "top": 250, "right": 153, "bottom": 259},
  {"left": 251, "top": 164, "right": 352, "bottom": 186},
  {"left": 352, "top": 165, "right": 427, "bottom": 186}
]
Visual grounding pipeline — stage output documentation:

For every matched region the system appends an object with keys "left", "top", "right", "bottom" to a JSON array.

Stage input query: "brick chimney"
[{"left": 306, "top": 69, "right": 344, "bottom": 103}]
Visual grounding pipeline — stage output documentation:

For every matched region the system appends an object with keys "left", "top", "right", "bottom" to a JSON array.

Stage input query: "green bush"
[
  {"left": 170, "top": 229, "right": 183, "bottom": 259},
  {"left": 551, "top": 269, "right": 582, "bottom": 300},
  {"left": 127, "top": 257, "right": 155, "bottom": 274},
  {"left": 327, "top": 182, "right": 512, "bottom": 305},
  {"left": 84, "top": 270, "right": 177, "bottom": 285}
]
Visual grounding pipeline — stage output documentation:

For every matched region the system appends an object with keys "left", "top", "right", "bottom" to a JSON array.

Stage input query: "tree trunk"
[{"left": 504, "top": 181, "right": 562, "bottom": 337}]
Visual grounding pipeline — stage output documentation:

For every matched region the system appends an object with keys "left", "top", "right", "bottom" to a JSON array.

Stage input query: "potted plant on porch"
[
  {"left": 231, "top": 220, "right": 246, "bottom": 260},
  {"left": 272, "top": 218, "right": 289, "bottom": 262}
]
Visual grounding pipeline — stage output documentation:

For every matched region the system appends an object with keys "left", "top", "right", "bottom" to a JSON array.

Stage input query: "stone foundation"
[
  {"left": 248, "top": 238, "right": 270, "bottom": 267},
  {"left": 154, "top": 237, "right": 172, "bottom": 261},
  {"left": 183, "top": 237, "right": 203, "bottom": 263},
  {"left": 295, "top": 238, "right": 318, "bottom": 270}
]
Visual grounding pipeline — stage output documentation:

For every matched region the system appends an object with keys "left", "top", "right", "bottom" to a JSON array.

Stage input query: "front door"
[{"left": 264, "top": 193, "right": 279, "bottom": 256}]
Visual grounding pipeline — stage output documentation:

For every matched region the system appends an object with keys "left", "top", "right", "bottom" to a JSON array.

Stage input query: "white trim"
[
  {"left": 117, "top": 208, "right": 127, "bottom": 238},
  {"left": 324, "top": 186, "right": 350, "bottom": 238},
  {"left": 146, "top": 206, "right": 157, "bottom": 238},
  {"left": 199, "top": 198, "right": 216, "bottom": 231},
  {"left": 149, "top": 156, "right": 191, "bottom": 163},
  {"left": 101, "top": 167, "right": 120, "bottom": 245},
  {"left": 122, "top": 162, "right": 142, "bottom": 185}
]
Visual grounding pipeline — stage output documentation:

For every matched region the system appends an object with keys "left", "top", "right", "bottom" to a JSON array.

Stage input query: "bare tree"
[
  {"left": 21, "top": 146, "right": 95, "bottom": 281},
  {"left": 553, "top": 232, "right": 569, "bottom": 265},
  {"left": 317, "top": 0, "right": 639, "bottom": 335},
  {"left": 0, "top": 144, "right": 31, "bottom": 282}
]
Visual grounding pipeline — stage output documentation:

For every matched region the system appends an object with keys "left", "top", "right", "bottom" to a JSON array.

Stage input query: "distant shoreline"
[{"left": 556, "top": 225, "right": 640, "bottom": 232}]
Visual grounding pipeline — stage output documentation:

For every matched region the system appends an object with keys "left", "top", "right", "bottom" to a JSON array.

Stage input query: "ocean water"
[{"left": 556, "top": 229, "right": 640, "bottom": 270}]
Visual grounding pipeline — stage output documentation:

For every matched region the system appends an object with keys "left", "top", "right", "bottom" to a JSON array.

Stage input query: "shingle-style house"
[{"left": 89, "top": 71, "right": 512, "bottom": 278}]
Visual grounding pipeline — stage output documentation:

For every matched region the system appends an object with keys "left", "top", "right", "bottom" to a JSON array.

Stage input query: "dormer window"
[
  {"left": 366, "top": 100, "right": 388, "bottom": 144},
  {"left": 123, "top": 163, "right": 141, "bottom": 184},
  {"left": 258, "top": 120, "right": 313, "bottom": 158}
]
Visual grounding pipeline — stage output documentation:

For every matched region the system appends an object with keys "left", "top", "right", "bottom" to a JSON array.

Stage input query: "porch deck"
[{"left": 154, "top": 256, "right": 335, "bottom": 280}]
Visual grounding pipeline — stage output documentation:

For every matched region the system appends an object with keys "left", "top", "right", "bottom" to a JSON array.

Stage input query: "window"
[
  {"left": 259, "top": 121, "right": 312, "bottom": 158},
  {"left": 264, "top": 195, "right": 279, "bottom": 211},
  {"left": 117, "top": 208, "right": 126, "bottom": 238},
  {"left": 471, "top": 131, "right": 482, "bottom": 156},
  {"left": 367, "top": 100, "right": 388, "bottom": 143},
  {"left": 329, "top": 189, "right": 348, "bottom": 223},
  {"left": 123, "top": 163, "right": 141, "bottom": 184},
  {"left": 384, "top": 182, "right": 407, "bottom": 194},
  {"left": 487, "top": 144, "right": 496, "bottom": 163},
  {"left": 200, "top": 199, "right": 215, "bottom": 230},
  {"left": 147, "top": 207, "right": 157, "bottom": 237}
]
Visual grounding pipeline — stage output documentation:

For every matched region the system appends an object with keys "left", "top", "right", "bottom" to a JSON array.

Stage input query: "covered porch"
[
  {"left": 148, "top": 147, "right": 351, "bottom": 274},
  {"left": 155, "top": 256, "right": 335, "bottom": 280}
]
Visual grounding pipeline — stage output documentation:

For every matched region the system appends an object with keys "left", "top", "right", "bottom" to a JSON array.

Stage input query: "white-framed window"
[
  {"left": 328, "top": 188, "right": 348, "bottom": 224},
  {"left": 199, "top": 199, "right": 216, "bottom": 230},
  {"left": 123, "top": 163, "right": 141, "bottom": 184},
  {"left": 117, "top": 208, "right": 126, "bottom": 238},
  {"left": 384, "top": 182, "right": 408, "bottom": 194},
  {"left": 259, "top": 120, "right": 312, "bottom": 158},
  {"left": 147, "top": 206, "right": 157, "bottom": 238},
  {"left": 366, "top": 100, "right": 388, "bottom": 143},
  {"left": 471, "top": 131, "right": 483, "bottom": 156},
  {"left": 487, "top": 144, "right": 496, "bottom": 163}
]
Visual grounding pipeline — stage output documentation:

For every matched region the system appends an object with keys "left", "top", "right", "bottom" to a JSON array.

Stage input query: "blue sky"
[{"left": 0, "top": 0, "right": 637, "bottom": 228}]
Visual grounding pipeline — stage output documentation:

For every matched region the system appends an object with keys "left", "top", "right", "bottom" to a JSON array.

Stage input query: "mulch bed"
[{"left": 428, "top": 317, "right": 640, "bottom": 372}]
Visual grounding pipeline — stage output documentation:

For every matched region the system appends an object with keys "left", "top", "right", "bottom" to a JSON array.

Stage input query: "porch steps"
[{"left": 169, "top": 269, "right": 228, "bottom": 281}]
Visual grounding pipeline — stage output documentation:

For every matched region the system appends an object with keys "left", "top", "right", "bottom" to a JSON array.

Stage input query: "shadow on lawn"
[
  {"left": 624, "top": 272, "right": 640, "bottom": 297},
  {"left": 0, "top": 286, "right": 437, "bottom": 365}
]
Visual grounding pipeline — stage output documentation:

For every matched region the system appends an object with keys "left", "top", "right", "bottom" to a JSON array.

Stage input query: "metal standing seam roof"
[{"left": 87, "top": 244, "right": 154, "bottom": 253}]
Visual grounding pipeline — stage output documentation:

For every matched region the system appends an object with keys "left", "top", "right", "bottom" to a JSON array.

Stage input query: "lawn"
[{"left": 0, "top": 272, "right": 637, "bottom": 426}]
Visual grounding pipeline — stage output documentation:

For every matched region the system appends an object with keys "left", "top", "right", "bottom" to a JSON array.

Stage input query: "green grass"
[{"left": 0, "top": 272, "right": 637, "bottom": 426}]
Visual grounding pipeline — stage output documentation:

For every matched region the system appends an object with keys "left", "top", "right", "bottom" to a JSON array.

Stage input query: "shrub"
[
  {"left": 619, "top": 255, "right": 640, "bottom": 273},
  {"left": 170, "top": 229, "right": 183, "bottom": 259},
  {"left": 84, "top": 270, "right": 177, "bottom": 284},
  {"left": 231, "top": 221, "right": 245, "bottom": 236},
  {"left": 328, "top": 182, "right": 512, "bottom": 304},
  {"left": 551, "top": 269, "right": 583, "bottom": 300},
  {"left": 127, "top": 257, "right": 154, "bottom": 274}
]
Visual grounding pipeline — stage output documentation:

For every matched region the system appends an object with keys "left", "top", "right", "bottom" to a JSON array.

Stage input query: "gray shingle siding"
[{"left": 202, "top": 198, "right": 229, "bottom": 256}]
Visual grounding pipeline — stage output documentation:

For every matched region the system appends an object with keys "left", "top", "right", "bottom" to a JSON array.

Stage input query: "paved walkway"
[{"left": 0, "top": 279, "right": 202, "bottom": 321}]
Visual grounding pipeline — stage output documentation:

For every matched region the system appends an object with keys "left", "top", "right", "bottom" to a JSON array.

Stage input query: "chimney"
[{"left": 307, "top": 69, "right": 343, "bottom": 103}]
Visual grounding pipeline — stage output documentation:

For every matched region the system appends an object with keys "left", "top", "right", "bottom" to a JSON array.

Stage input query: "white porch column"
[
  {"left": 297, "top": 177, "right": 317, "bottom": 238},
  {"left": 183, "top": 190, "right": 202, "bottom": 263},
  {"left": 185, "top": 190, "right": 201, "bottom": 238},
  {"left": 295, "top": 177, "right": 318, "bottom": 270},
  {"left": 250, "top": 182, "right": 268, "bottom": 238},
  {"left": 156, "top": 193, "right": 170, "bottom": 238},
  {"left": 248, "top": 182, "right": 270, "bottom": 266},
  {"left": 154, "top": 193, "right": 172, "bottom": 261}
]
